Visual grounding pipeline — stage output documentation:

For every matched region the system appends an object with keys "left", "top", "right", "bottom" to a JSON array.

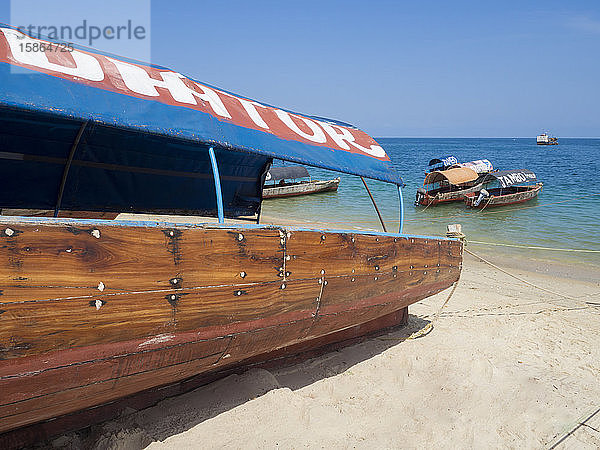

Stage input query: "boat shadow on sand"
[{"left": 47, "top": 315, "right": 430, "bottom": 449}]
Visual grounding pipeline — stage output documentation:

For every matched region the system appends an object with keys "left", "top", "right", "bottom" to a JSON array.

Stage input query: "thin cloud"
[{"left": 567, "top": 15, "right": 600, "bottom": 34}]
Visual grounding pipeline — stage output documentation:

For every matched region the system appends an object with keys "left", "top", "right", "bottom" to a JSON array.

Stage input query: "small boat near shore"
[
  {"left": 415, "top": 166, "right": 491, "bottom": 207},
  {"left": 262, "top": 166, "right": 340, "bottom": 199},
  {"left": 464, "top": 169, "right": 542, "bottom": 208},
  {"left": 416, "top": 159, "right": 494, "bottom": 207},
  {"left": 0, "top": 24, "right": 463, "bottom": 446}
]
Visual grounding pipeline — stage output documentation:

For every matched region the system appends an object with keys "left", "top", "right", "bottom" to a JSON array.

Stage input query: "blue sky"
[{"left": 1, "top": 0, "right": 599, "bottom": 137}]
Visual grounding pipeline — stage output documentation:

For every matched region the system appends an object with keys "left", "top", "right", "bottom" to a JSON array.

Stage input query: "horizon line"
[{"left": 375, "top": 136, "right": 600, "bottom": 139}]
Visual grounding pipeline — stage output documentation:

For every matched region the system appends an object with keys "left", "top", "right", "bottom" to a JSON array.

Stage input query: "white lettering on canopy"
[
  {"left": 220, "top": 93, "right": 270, "bottom": 129},
  {"left": 318, "top": 120, "right": 386, "bottom": 158},
  {"left": 275, "top": 110, "right": 327, "bottom": 143},
  {"left": 0, "top": 27, "right": 391, "bottom": 162},
  {"left": 497, "top": 172, "right": 536, "bottom": 188},
  {"left": 2, "top": 28, "right": 104, "bottom": 81},
  {"left": 107, "top": 58, "right": 231, "bottom": 118}
]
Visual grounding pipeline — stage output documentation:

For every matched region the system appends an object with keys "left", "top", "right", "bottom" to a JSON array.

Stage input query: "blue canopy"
[
  {"left": 427, "top": 156, "right": 458, "bottom": 172},
  {"left": 0, "top": 25, "right": 404, "bottom": 218},
  {"left": 484, "top": 169, "right": 537, "bottom": 188}
]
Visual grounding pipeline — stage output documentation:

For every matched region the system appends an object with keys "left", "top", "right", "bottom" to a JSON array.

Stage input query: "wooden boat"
[
  {"left": 0, "top": 25, "right": 463, "bottom": 445},
  {"left": 415, "top": 166, "right": 487, "bottom": 206},
  {"left": 262, "top": 166, "right": 340, "bottom": 199},
  {"left": 536, "top": 133, "right": 558, "bottom": 145},
  {"left": 464, "top": 170, "right": 542, "bottom": 208}
]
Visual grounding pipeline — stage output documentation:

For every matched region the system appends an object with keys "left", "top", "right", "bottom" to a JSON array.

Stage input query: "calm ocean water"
[{"left": 262, "top": 138, "right": 600, "bottom": 268}]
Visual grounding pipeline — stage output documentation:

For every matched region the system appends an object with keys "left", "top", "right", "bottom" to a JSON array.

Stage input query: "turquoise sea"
[{"left": 262, "top": 138, "right": 600, "bottom": 268}]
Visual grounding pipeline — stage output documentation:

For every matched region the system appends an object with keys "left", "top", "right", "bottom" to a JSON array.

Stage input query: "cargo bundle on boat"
[
  {"left": 464, "top": 169, "right": 542, "bottom": 208},
  {"left": 262, "top": 165, "right": 340, "bottom": 199},
  {"left": 0, "top": 25, "right": 463, "bottom": 446},
  {"left": 425, "top": 155, "right": 458, "bottom": 173}
]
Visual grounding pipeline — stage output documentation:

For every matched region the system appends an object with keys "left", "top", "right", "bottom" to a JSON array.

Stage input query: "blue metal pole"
[
  {"left": 398, "top": 184, "right": 404, "bottom": 234},
  {"left": 208, "top": 146, "right": 224, "bottom": 223}
]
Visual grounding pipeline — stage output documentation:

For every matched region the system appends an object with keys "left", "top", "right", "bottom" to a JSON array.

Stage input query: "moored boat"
[
  {"left": 262, "top": 166, "right": 340, "bottom": 199},
  {"left": 0, "top": 24, "right": 463, "bottom": 445},
  {"left": 464, "top": 169, "right": 542, "bottom": 208},
  {"left": 415, "top": 166, "right": 487, "bottom": 206}
]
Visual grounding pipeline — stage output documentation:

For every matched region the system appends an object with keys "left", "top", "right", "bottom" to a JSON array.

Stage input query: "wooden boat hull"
[
  {"left": 415, "top": 182, "right": 485, "bottom": 206},
  {"left": 464, "top": 183, "right": 543, "bottom": 208},
  {"left": 263, "top": 178, "right": 340, "bottom": 199},
  {"left": 0, "top": 218, "right": 462, "bottom": 436}
]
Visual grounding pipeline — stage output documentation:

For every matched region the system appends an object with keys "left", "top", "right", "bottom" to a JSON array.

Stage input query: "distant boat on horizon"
[{"left": 536, "top": 132, "right": 558, "bottom": 145}]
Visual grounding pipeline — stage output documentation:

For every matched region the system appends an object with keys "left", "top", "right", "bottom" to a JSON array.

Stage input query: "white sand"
[{"left": 52, "top": 252, "right": 600, "bottom": 450}]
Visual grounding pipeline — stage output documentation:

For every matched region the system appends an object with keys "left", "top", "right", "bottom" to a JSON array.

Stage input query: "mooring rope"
[
  {"left": 379, "top": 281, "right": 460, "bottom": 342},
  {"left": 463, "top": 247, "right": 585, "bottom": 302},
  {"left": 406, "top": 280, "right": 460, "bottom": 339},
  {"left": 467, "top": 240, "right": 600, "bottom": 253},
  {"left": 547, "top": 406, "right": 600, "bottom": 449},
  {"left": 416, "top": 192, "right": 439, "bottom": 214},
  {"left": 477, "top": 196, "right": 493, "bottom": 213}
]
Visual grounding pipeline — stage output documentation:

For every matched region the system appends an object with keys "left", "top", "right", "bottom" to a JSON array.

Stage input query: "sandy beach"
[{"left": 46, "top": 244, "right": 600, "bottom": 450}]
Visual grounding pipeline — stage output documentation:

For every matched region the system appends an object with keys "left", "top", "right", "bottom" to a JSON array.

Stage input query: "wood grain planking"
[
  {"left": 0, "top": 225, "right": 283, "bottom": 303},
  {"left": 318, "top": 269, "right": 459, "bottom": 311},
  {"left": 0, "top": 280, "right": 320, "bottom": 360},
  {"left": 0, "top": 337, "right": 230, "bottom": 404},
  {"left": 0, "top": 351, "right": 225, "bottom": 433},
  {"left": 217, "top": 318, "right": 315, "bottom": 369},
  {"left": 285, "top": 231, "right": 461, "bottom": 279},
  {"left": 0, "top": 220, "right": 464, "bottom": 435}
]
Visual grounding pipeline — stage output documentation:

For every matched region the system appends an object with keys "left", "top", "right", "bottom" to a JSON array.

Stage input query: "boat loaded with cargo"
[
  {"left": 415, "top": 157, "right": 494, "bottom": 206},
  {"left": 0, "top": 25, "right": 463, "bottom": 446}
]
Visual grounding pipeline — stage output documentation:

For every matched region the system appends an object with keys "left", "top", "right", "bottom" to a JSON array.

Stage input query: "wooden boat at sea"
[
  {"left": 262, "top": 165, "right": 340, "bottom": 199},
  {"left": 536, "top": 132, "right": 558, "bottom": 145},
  {"left": 0, "top": 25, "right": 462, "bottom": 446},
  {"left": 415, "top": 166, "right": 485, "bottom": 206},
  {"left": 464, "top": 169, "right": 542, "bottom": 208}
]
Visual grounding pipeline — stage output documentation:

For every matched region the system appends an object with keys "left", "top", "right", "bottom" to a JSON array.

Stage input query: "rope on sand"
[
  {"left": 379, "top": 232, "right": 596, "bottom": 343},
  {"left": 467, "top": 240, "right": 600, "bottom": 253},
  {"left": 547, "top": 406, "right": 600, "bottom": 449},
  {"left": 463, "top": 247, "right": 586, "bottom": 302},
  {"left": 406, "top": 281, "right": 460, "bottom": 339}
]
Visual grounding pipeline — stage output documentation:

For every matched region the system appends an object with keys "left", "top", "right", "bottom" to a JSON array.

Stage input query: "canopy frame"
[
  {"left": 54, "top": 120, "right": 88, "bottom": 217},
  {"left": 208, "top": 146, "right": 224, "bottom": 224}
]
